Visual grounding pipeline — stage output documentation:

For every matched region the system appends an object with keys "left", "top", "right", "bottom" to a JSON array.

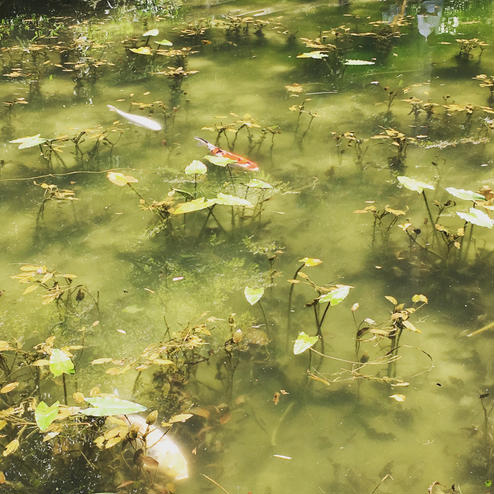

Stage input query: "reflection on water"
[{"left": 0, "top": 0, "right": 493, "bottom": 493}]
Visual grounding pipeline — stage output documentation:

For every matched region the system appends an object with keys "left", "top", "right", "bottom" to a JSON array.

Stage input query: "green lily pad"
[{"left": 155, "top": 39, "right": 173, "bottom": 46}]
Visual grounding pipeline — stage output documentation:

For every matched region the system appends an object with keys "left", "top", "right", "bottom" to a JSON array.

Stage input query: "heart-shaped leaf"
[
  {"left": 457, "top": 208, "right": 494, "bottom": 228},
  {"left": 35, "top": 401, "right": 60, "bottom": 431},
  {"left": 107, "top": 172, "right": 138, "bottom": 187},
  {"left": 172, "top": 197, "right": 215, "bottom": 215},
  {"left": 10, "top": 134, "right": 47, "bottom": 149},
  {"left": 298, "top": 257, "right": 322, "bottom": 267},
  {"left": 293, "top": 332, "right": 318, "bottom": 355},
  {"left": 244, "top": 286, "right": 264, "bottom": 305},
  {"left": 214, "top": 193, "right": 253, "bottom": 207},
  {"left": 49, "top": 349, "right": 75, "bottom": 378},
  {"left": 185, "top": 160, "right": 207, "bottom": 175},
  {"left": 318, "top": 285, "right": 353, "bottom": 305},
  {"left": 397, "top": 176, "right": 434, "bottom": 194},
  {"left": 143, "top": 29, "right": 159, "bottom": 37}
]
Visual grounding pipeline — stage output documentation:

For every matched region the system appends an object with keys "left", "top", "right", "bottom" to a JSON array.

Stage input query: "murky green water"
[{"left": 0, "top": 0, "right": 493, "bottom": 493}]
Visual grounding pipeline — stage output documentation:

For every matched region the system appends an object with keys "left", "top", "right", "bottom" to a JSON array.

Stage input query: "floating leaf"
[
  {"left": 246, "top": 179, "right": 273, "bottom": 189},
  {"left": 214, "top": 193, "right": 253, "bottom": 207},
  {"left": 91, "top": 358, "right": 113, "bottom": 365},
  {"left": 397, "top": 176, "right": 434, "bottom": 194},
  {"left": 244, "top": 286, "right": 264, "bottom": 305},
  {"left": 81, "top": 396, "right": 147, "bottom": 416},
  {"left": 344, "top": 59, "right": 375, "bottom": 65},
  {"left": 412, "top": 294, "right": 428, "bottom": 304},
  {"left": 129, "top": 46, "right": 152, "bottom": 55},
  {"left": 457, "top": 208, "right": 494, "bottom": 229},
  {"left": 298, "top": 257, "right": 322, "bottom": 267},
  {"left": 293, "top": 332, "right": 318, "bottom": 355},
  {"left": 49, "top": 349, "right": 75, "bottom": 378},
  {"left": 155, "top": 39, "right": 173, "bottom": 46},
  {"left": 107, "top": 172, "right": 138, "bottom": 187},
  {"left": 35, "top": 401, "right": 60, "bottom": 432},
  {"left": 204, "top": 155, "right": 236, "bottom": 167},
  {"left": 185, "top": 160, "right": 207, "bottom": 176},
  {"left": 9, "top": 134, "right": 47, "bottom": 149},
  {"left": 142, "top": 29, "right": 159, "bottom": 37},
  {"left": 318, "top": 285, "right": 352, "bottom": 306},
  {"left": 384, "top": 295, "right": 398, "bottom": 305},
  {"left": 0, "top": 382, "right": 19, "bottom": 394},
  {"left": 169, "top": 413, "right": 193, "bottom": 423},
  {"left": 297, "top": 51, "right": 328, "bottom": 59},
  {"left": 172, "top": 197, "right": 215, "bottom": 215},
  {"left": 445, "top": 187, "right": 484, "bottom": 202}
]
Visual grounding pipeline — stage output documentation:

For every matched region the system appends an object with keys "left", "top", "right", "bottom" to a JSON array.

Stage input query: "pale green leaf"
[
  {"left": 129, "top": 46, "right": 152, "bottom": 55},
  {"left": 155, "top": 39, "right": 173, "bottom": 46},
  {"left": 172, "top": 197, "right": 215, "bottom": 215},
  {"left": 204, "top": 155, "right": 236, "bottom": 167},
  {"left": 344, "top": 59, "right": 375, "bottom": 65},
  {"left": 185, "top": 160, "right": 207, "bottom": 176},
  {"left": 293, "top": 332, "right": 318, "bottom": 355},
  {"left": 457, "top": 208, "right": 494, "bottom": 228},
  {"left": 214, "top": 193, "right": 253, "bottom": 207},
  {"left": 318, "top": 285, "right": 353, "bottom": 305},
  {"left": 298, "top": 257, "right": 322, "bottom": 267},
  {"left": 397, "top": 176, "right": 434, "bottom": 194},
  {"left": 9, "top": 134, "right": 47, "bottom": 149},
  {"left": 35, "top": 401, "right": 60, "bottom": 432},
  {"left": 246, "top": 179, "right": 273, "bottom": 189},
  {"left": 445, "top": 187, "right": 484, "bottom": 202},
  {"left": 143, "top": 29, "right": 159, "bottom": 37},
  {"left": 297, "top": 51, "right": 328, "bottom": 59},
  {"left": 49, "top": 349, "right": 75, "bottom": 378},
  {"left": 81, "top": 396, "right": 147, "bottom": 416},
  {"left": 244, "top": 286, "right": 264, "bottom": 305},
  {"left": 107, "top": 172, "right": 138, "bottom": 186}
]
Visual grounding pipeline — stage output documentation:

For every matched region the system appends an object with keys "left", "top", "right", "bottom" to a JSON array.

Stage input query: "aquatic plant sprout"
[{"left": 49, "top": 348, "right": 75, "bottom": 377}]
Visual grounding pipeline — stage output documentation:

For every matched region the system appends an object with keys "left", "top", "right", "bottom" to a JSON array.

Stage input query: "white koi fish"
[
  {"left": 124, "top": 414, "right": 189, "bottom": 481},
  {"left": 107, "top": 104, "right": 162, "bottom": 131}
]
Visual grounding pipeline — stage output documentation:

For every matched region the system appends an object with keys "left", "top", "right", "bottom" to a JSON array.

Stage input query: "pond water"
[{"left": 0, "top": 0, "right": 493, "bottom": 493}]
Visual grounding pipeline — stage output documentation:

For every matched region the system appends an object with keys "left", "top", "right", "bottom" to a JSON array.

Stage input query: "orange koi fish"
[{"left": 194, "top": 137, "right": 259, "bottom": 172}]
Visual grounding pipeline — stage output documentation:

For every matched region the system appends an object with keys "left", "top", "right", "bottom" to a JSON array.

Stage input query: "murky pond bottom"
[{"left": 0, "top": 0, "right": 493, "bottom": 493}]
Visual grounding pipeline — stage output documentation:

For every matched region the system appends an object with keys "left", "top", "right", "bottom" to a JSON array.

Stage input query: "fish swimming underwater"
[
  {"left": 107, "top": 104, "right": 162, "bottom": 131},
  {"left": 124, "top": 414, "right": 189, "bottom": 481},
  {"left": 194, "top": 137, "right": 259, "bottom": 171}
]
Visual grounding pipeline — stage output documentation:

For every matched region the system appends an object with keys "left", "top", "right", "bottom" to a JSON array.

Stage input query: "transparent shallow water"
[{"left": 0, "top": 0, "right": 493, "bottom": 493}]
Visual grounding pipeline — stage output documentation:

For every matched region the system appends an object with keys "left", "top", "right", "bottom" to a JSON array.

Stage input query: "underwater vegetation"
[{"left": 0, "top": 0, "right": 493, "bottom": 493}]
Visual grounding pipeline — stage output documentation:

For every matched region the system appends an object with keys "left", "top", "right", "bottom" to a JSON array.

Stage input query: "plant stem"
[
  {"left": 287, "top": 263, "right": 305, "bottom": 350},
  {"left": 62, "top": 374, "right": 68, "bottom": 405},
  {"left": 422, "top": 191, "right": 438, "bottom": 245}
]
